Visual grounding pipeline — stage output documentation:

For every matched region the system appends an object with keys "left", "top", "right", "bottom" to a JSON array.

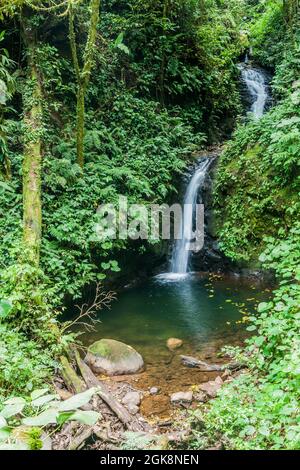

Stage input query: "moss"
[
  {"left": 89, "top": 340, "right": 111, "bottom": 358},
  {"left": 88, "top": 339, "right": 135, "bottom": 361}
]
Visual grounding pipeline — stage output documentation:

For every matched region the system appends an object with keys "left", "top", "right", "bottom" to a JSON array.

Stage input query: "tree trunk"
[
  {"left": 69, "top": 0, "right": 100, "bottom": 168},
  {"left": 76, "top": 84, "right": 85, "bottom": 168},
  {"left": 22, "top": 15, "right": 43, "bottom": 266}
]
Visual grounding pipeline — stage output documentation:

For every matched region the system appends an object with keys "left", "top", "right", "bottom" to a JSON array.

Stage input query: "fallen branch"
[
  {"left": 61, "top": 283, "right": 116, "bottom": 333},
  {"left": 74, "top": 349, "right": 144, "bottom": 432},
  {"left": 68, "top": 426, "right": 94, "bottom": 451},
  {"left": 180, "top": 355, "right": 246, "bottom": 372},
  {"left": 180, "top": 355, "right": 223, "bottom": 371}
]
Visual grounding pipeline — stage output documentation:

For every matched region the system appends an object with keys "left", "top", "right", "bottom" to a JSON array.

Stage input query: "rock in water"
[
  {"left": 85, "top": 339, "right": 144, "bottom": 376},
  {"left": 167, "top": 338, "right": 183, "bottom": 351},
  {"left": 170, "top": 391, "right": 193, "bottom": 405}
]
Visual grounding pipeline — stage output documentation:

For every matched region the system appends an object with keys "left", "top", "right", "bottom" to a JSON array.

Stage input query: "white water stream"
[
  {"left": 170, "top": 158, "right": 211, "bottom": 275},
  {"left": 240, "top": 65, "right": 268, "bottom": 118}
]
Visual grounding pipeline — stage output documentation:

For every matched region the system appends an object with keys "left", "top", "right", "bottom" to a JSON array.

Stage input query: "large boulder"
[{"left": 85, "top": 339, "right": 144, "bottom": 376}]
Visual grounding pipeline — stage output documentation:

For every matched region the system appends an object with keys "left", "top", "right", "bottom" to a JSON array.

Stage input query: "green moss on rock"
[{"left": 85, "top": 339, "right": 144, "bottom": 376}]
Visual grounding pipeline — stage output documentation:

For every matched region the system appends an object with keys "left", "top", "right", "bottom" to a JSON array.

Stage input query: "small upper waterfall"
[
  {"left": 239, "top": 64, "right": 268, "bottom": 119},
  {"left": 170, "top": 158, "right": 211, "bottom": 275}
]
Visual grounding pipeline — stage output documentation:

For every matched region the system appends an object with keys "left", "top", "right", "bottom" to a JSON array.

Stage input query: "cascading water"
[
  {"left": 239, "top": 64, "right": 268, "bottom": 118},
  {"left": 170, "top": 158, "right": 211, "bottom": 275}
]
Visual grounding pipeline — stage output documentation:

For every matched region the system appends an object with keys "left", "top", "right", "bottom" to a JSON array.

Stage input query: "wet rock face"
[{"left": 85, "top": 339, "right": 144, "bottom": 376}]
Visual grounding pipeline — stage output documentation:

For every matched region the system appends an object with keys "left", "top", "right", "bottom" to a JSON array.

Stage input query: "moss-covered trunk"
[
  {"left": 76, "top": 84, "right": 85, "bottom": 168},
  {"left": 22, "top": 16, "right": 43, "bottom": 266},
  {"left": 69, "top": 0, "right": 101, "bottom": 168}
]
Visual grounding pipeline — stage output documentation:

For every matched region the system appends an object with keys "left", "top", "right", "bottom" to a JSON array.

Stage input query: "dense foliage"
[
  {"left": 190, "top": 0, "right": 300, "bottom": 450},
  {"left": 0, "top": 0, "right": 246, "bottom": 304},
  {"left": 0, "top": 0, "right": 246, "bottom": 398},
  {"left": 1, "top": 0, "right": 299, "bottom": 452},
  {"left": 191, "top": 226, "right": 300, "bottom": 449}
]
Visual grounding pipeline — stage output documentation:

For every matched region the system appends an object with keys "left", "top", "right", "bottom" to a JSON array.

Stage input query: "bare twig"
[{"left": 61, "top": 283, "right": 116, "bottom": 333}]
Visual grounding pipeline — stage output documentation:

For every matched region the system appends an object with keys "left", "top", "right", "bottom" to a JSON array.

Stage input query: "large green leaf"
[
  {"left": 0, "top": 300, "right": 12, "bottom": 320},
  {"left": 0, "top": 401, "right": 26, "bottom": 419},
  {"left": 0, "top": 417, "right": 7, "bottom": 429},
  {"left": 0, "top": 79, "right": 7, "bottom": 105},
  {"left": 0, "top": 427, "right": 10, "bottom": 442},
  {"left": 22, "top": 409, "right": 58, "bottom": 427},
  {"left": 0, "top": 443, "right": 29, "bottom": 450},
  {"left": 31, "top": 394, "right": 57, "bottom": 408},
  {"left": 30, "top": 388, "right": 49, "bottom": 401},
  {"left": 58, "top": 387, "right": 97, "bottom": 412},
  {"left": 66, "top": 410, "right": 100, "bottom": 426}
]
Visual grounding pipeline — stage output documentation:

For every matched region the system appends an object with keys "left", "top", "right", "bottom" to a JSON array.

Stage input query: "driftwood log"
[
  {"left": 180, "top": 355, "right": 245, "bottom": 372},
  {"left": 68, "top": 426, "right": 94, "bottom": 451}
]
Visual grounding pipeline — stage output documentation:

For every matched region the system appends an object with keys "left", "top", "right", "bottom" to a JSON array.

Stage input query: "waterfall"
[
  {"left": 170, "top": 158, "right": 211, "bottom": 275},
  {"left": 240, "top": 65, "right": 268, "bottom": 119},
  {"left": 157, "top": 157, "right": 212, "bottom": 281}
]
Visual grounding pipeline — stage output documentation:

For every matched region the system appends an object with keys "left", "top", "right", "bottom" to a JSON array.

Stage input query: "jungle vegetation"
[{"left": 0, "top": 0, "right": 299, "bottom": 451}]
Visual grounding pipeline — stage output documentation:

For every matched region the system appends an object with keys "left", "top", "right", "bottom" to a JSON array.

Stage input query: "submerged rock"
[
  {"left": 149, "top": 387, "right": 160, "bottom": 395},
  {"left": 85, "top": 339, "right": 144, "bottom": 376},
  {"left": 167, "top": 338, "right": 183, "bottom": 351},
  {"left": 170, "top": 391, "right": 193, "bottom": 405}
]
